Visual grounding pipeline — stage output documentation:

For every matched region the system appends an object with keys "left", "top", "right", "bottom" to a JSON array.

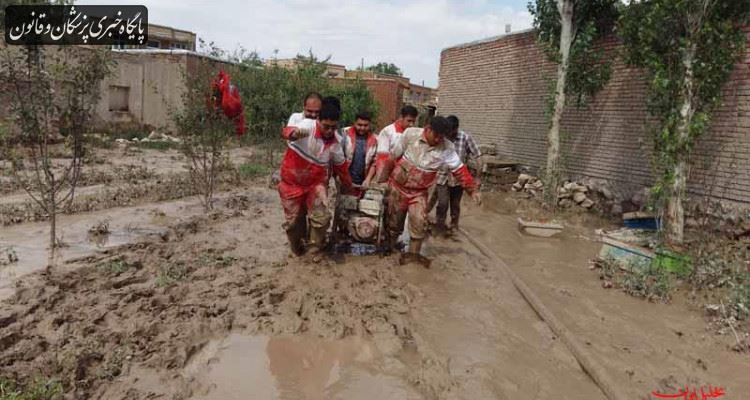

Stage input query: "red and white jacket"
[
  {"left": 375, "top": 119, "right": 408, "bottom": 172},
  {"left": 388, "top": 128, "right": 477, "bottom": 195},
  {"left": 338, "top": 126, "right": 378, "bottom": 175},
  {"left": 280, "top": 118, "right": 352, "bottom": 189}
]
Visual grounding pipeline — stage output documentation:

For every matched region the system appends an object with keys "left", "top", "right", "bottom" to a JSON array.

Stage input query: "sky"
[{"left": 78, "top": 0, "right": 534, "bottom": 87}]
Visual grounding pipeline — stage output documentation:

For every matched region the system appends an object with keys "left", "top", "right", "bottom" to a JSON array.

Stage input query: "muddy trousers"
[
  {"left": 278, "top": 182, "right": 331, "bottom": 255},
  {"left": 387, "top": 186, "right": 428, "bottom": 248},
  {"left": 431, "top": 184, "right": 463, "bottom": 228}
]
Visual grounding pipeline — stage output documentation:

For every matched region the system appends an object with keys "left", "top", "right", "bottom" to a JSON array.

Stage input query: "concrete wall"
[
  {"left": 96, "top": 51, "right": 188, "bottom": 132},
  {"left": 95, "top": 51, "right": 232, "bottom": 133},
  {"left": 439, "top": 29, "right": 750, "bottom": 207}
]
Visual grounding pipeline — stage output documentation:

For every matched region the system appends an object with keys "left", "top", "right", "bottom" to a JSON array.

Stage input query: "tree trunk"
[
  {"left": 48, "top": 187, "right": 56, "bottom": 270},
  {"left": 544, "top": 0, "right": 574, "bottom": 206},
  {"left": 665, "top": 44, "right": 697, "bottom": 246}
]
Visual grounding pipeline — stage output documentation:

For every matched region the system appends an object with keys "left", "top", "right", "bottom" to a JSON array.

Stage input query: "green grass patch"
[
  {"left": 156, "top": 263, "right": 188, "bottom": 287},
  {"left": 597, "top": 256, "right": 673, "bottom": 302},
  {"left": 97, "top": 258, "right": 129, "bottom": 275},
  {"left": 199, "top": 253, "right": 237, "bottom": 268},
  {"left": 237, "top": 162, "right": 270, "bottom": 179},
  {"left": 138, "top": 140, "right": 179, "bottom": 151},
  {"left": 0, "top": 377, "right": 63, "bottom": 400}
]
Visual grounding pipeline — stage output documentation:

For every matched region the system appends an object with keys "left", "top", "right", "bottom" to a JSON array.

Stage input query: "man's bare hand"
[
  {"left": 471, "top": 191, "right": 482, "bottom": 205},
  {"left": 292, "top": 128, "right": 310, "bottom": 140}
]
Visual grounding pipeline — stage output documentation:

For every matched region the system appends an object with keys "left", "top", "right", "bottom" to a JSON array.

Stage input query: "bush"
[{"left": 231, "top": 51, "right": 379, "bottom": 148}]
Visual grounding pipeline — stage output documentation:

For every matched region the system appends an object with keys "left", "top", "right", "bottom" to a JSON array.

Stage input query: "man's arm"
[
  {"left": 363, "top": 162, "right": 377, "bottom": 186},
  {"left": 374, "top": 128, "right": 391, "bottom": 182},
  {"left": 466, "top": 133, "right": 483, "bottom": 185},
  {"left": 331, "top": 143, "right": 353, "bottom": 190},
  {"left": 444, "top": 149, "right": 481, "bottom": 204},
  {"left": 375, "top": 129, "right": 410, "bottom": 183},
  {"left": 281, "top": 118, "right": 314, "bottom": 141}
]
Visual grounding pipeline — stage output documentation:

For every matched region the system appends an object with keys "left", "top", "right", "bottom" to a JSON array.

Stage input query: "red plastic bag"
[{"left": 212, "top": 70, "right": 246, "bottom": 136}]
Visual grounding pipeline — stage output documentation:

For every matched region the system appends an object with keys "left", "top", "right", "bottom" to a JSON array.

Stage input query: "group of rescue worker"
[{"left": 277, "top": 92, "right": 483, "bottom": 266}]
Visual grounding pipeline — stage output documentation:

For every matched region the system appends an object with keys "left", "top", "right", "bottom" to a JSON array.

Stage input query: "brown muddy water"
[
  {"left": 188, "top": 334, "right": 422, "bottom": 400},
  {"left": 0, "top": 195, "right": 205, "bottom": 300}
]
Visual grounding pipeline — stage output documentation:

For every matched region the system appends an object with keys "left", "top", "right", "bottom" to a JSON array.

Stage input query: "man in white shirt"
[
  {"left": 378, "top": 116, "right": 481, "bottom": 267},
  {"left": 287, "top": 92, "right": 323, "bottom": 125},
  {"left": 373, "top": 105, "right": 419, "bottom": 179}
]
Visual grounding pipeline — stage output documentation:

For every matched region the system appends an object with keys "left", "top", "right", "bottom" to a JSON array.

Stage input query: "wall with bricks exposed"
[
  {"left": 439, "top": 29, "right": 750, "bottom": 207},
  {"left": 360, "top": 78, "right": 405, "bottom": 130}
]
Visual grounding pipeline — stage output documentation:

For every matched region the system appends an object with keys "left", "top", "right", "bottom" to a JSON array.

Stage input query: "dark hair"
[
  {"left": 322, "top": 96, "right": 341, "bottom": 112},
  {"left": 303, "top": 92, "right": 322, "bottom": 104},
  {"left": 319, "top": 103, "right": 341, "bottom": 121},
  {"left": 400, "top": 105, "right": 419, "bottom": 118},
  {"left": 426, "top": 116, "right": 451, "bottom": 136},
  {"left": 355, "top": 111, "right": 372, "bottom": 121},
  {"left": 446, "top": 115, "right": 459, "bottom": 130}
]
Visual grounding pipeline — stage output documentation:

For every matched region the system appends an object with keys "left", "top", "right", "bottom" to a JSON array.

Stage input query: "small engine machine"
[{"left": 330, "top": 186, "right": 387, "bottom": 254}]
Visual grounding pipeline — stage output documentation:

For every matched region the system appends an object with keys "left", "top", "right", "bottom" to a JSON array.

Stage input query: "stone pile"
[
  {"left": 115, "top": 131, "right": 182, "bottom": 146},
  {"left": 511, "top": 174, "right": 605, "bottom": 211}
]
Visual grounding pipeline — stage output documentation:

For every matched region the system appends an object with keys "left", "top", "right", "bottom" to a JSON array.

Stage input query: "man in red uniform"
[
  {"left": 378, "top": 116, "right": 481, "bottom": 267},
  {"left": 278, "top": 102, "right": 352, "bottom": 259},
  {"left": 374, "top": 105, "right": 419, "bottom": 179}
]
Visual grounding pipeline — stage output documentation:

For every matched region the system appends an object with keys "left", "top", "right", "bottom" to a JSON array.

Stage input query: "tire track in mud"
[
  {"left": 398, "top": 234, "right": 606, "bottom": 400},
  {"left": 456, "top": 228, "right": 621, "bottom": 400}
]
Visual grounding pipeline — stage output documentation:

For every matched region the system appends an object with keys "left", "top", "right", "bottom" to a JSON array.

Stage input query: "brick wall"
[
  {"left": 361, "top": 78, "right": 405, "bottom": 130},
  {"left": 439, "top": 29, "right": 750, "bottom": 206}
]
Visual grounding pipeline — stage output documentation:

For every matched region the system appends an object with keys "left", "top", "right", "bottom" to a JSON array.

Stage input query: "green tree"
[
  {"left": 620, "top": 0, "right": 750, "bottom": 245},
  {"left": 172, "top": 42, "right": 237, "bottom": 211},
  {"left": 365, "top": 62, "right": 402, "bottom": 76},
  {"left": 233, "top": 50, "right": 379, "bottom": 160},
  {"left": 0, "top": 45, "right": 113, "bottom": 268},
  {"left": 328, "top": 78, "right": 380, "bottom": 128},
  {"left": 528, "top": 0, "right": 619, "bottom": 206}
]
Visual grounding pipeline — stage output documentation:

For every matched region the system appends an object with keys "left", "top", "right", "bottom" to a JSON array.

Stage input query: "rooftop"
[{"left": 441, "top": 28, "right": 535, "bottom": 52}]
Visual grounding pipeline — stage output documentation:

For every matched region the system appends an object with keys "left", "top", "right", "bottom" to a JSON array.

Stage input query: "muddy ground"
[{"left": 1, "top": 146, "right": 748, "bottom": 400}]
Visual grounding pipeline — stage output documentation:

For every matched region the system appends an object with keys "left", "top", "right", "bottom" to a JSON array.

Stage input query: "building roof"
[
  {"left": 441, "top": 28, "right": 535, "bottom": 52},
  {"left": 112, "top": 48, "right": 237, "bottom": 65},
  {"left": 149, "top": 23, "right": 196, "bottom": 37}
]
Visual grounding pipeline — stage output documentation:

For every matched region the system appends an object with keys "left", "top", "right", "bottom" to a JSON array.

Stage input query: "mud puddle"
[
  {"left": 187, "top": 334, "right": 422, "bottom": 400},
  {"left": 0, "top": 195, "right": 208, "bottom": 300}
]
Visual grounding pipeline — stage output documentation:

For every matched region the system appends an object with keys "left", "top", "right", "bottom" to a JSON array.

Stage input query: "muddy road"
[{"left": 1, "top": 166, "right": 747, "bottom": 399}]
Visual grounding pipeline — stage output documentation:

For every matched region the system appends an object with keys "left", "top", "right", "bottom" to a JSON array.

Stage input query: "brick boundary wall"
[{"left": 439, "top": 28, "right": 750, "bottom": 208}]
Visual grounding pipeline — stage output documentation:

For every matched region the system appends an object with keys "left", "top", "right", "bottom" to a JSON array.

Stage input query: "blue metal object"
[
  {"left": 350, "top": 243, "right": 378, "bottom": 255},
  {"left": 623, "top": 217, "right": 659, "bottom": 231}
]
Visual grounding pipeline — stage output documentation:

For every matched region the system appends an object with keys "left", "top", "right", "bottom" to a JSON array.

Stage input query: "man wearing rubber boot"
[
  {"left": 378, "top": 116, "right": 481, "bottom": 267},
  {"left": 426, "top": 115, "right": 482, "bottom": 236},
  {"left": 278, "top": 102, "right": 353, "bottom": 261}
]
